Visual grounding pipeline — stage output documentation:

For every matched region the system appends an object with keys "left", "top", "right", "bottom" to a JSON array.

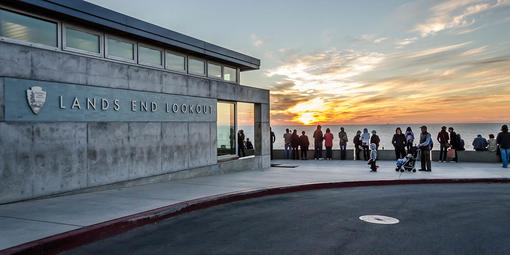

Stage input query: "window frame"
[
  {"left": 62, "top": 23, "right": 103, "bottom": 57},
  {"left": 222, "top": 65, "right": 238, "bottom": 83},
  {"left": 137, "top": 43, "right": 164, "bottom": 68},
  {"left": 0, "top": 6, "right": 61, "bottom": 51},
  {"left": 217, "top": 100, "right": 238, "bottom": 160},
  {"left": 207, "top": 61, "right": 223, "bottom": 80},
  {"left": 164, "top": 49, "right": 187, "bottom": 73},
  {"left": 188, "top": 57, "right": 206, "bottom": 76},
  {"left": 105, "top": 34, "right": 137, "bottom": 63}
]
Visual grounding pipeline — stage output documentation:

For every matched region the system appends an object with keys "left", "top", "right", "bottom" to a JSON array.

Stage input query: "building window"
[
  {"left": 188, "top": 57, "right": 205, "bottom": 76},
  {"left": 63, "top": 25, "right": 101, "bottom": 55},
  {"left": 223, "top": 66, "right": 237, "bottom": 82},
  {"left": 237, "top": 102, "right": 255, "bottom": 157},
  {"left": 165, "top": 51, "right": 186, "bottom": 72},
  {"left": 138, "top": 44, "right": 162, "bottom": 67},
  {"left": 217, "top": 102, "right": 236, "bottom": 157},
  {"left": 106, "top": 36, "right": 135, "bottom": 62},
  {"left": 0, "top": 8, "right": 57, "bottom": 47},
  {"left": 207, "top": 62, "right": 222, "bottom": 79}
]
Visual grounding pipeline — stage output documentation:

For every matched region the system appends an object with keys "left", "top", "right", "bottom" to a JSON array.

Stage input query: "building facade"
[{"left": 0, "top": 0, "right": 270, "bottom": 203}]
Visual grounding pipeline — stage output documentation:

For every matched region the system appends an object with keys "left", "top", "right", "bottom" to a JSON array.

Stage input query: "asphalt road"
[{"left": 64, "top": 183, "right": 510, "bottom": 255}]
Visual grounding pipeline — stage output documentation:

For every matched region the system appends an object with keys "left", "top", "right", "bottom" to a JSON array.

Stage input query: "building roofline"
[{"left": 15, "top": 0, "right": 260, "bottom": 71}]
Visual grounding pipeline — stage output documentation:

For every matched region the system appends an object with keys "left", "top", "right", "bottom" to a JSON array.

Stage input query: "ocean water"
[{"left": 270, "top": 123, "right": 506, "bottom": 151}]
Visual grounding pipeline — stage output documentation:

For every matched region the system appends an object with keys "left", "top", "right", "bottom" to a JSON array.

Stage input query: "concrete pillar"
[{"left": 255, "top": 103, "right": 270, "bottom": 168}]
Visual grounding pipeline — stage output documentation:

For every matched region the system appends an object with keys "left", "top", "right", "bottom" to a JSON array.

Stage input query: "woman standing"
[
  {"left": 405, "top": 127, "right": 414, "bottom": 153},
  {"left": 392, "top": 127, "right": 407, "bottom": 159},
  {"left": 361, "top": 128, "right": 371, "bottom": 160},
  {"left": 324, "top": 128, "right": 334, "bottom": 160}
]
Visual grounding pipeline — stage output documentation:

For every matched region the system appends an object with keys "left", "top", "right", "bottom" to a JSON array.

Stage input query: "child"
[{"left": 368, "top": 143, "right": 378, "bottom": 172}]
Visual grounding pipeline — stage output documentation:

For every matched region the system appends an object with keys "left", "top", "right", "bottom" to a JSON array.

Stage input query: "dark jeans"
[
  {"left": 314, "top": 141, "right": 323, "bottom": 159},
  {"left": 394, "top": 147, "right": 406, "bottom": 159},
  {"left": 354, "top": 145, "right": 361, "bottom": 160},
  {"left": 370, "top": 160, "right": 377, "bottom": 171},
  {"left": 292, "top": 147, "right": 299, "bottom": 160},
  {"left": 326, "top": 146, "right": 332, "bottom": 159},
  {"left": 238, "top": 144, "right": 246, "bottom": 157},
  {"left": 270, "top": 142, "right": 274, "bottom": 160},
  {"left": 339, "top": 142, "right": 347, "bottom": 160},
  {"left": 300, "top": 146, "right": 308, "bottom": 159},
  {"left": 406, "top": 141, "right": 413, "bottom": 153},
  {"left": 362, "top": 145, "right": 369, "bottom": 161},
  {"left": 420, "top": 149, "right": 431, "bottom": 171},
  {"left": 439, "top": 143, "right": 447, "bottom": 161}
]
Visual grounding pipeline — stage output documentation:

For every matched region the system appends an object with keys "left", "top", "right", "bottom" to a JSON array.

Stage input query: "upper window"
[
  {"left": 165, "top": 51, "right": 186, "bottom": 72},
  {"left": 138, "top": 45, "right": 162, "bottom": 67},
  {"left": 223, "top": 66, "right": 237, "bottom": 82},
  {"left": 106, "top": 36, "right": 135, "bottom": 61},
  {"left": 64, "top": 26, "right": 100, "bottom": 54},
  {"left": 188, "top": 58, "right": 205, "bottom": 75},
  {"left": 207, "top": 63, "right": 222, "bottom": 79},
  {"left": 0, "top": 8, "right": 57, "bottom": 47}
]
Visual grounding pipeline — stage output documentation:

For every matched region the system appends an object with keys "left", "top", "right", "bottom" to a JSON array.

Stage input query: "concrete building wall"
[{"left": 0, "top": 42, "right": 270, "bottom": 203}]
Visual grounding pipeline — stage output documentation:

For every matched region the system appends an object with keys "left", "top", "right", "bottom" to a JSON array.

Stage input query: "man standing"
[
  {"left": 237, "top": 130, "right": 246, "bottom": 157},
  {"left": 270, "top": 127, "right": 276, "bottom": 160},
  {"left": 313, "top": 125, "right": 324, "bottom": 160},
  {"left": 497, "top": 124, "right": 510, "bottom": 168},
  {"left": 338, "top": 127, "right": 348, "bottom": 160},
  {"left": 283, "top": 129, "right": 292, "bottom": 159},
  {"left": 448, "top": 127, "right": 459, "bottom": 162},
  {"left": 299, "top": 131, "right": 310, "bottom": 160},
  {"left": 370, "top": 130, "right": 380, "bottom": 150},
  {"left": 353, "top": 130, "right": 362, "bottom": 160},
  {"left": 437, "top": 126, "right": 449, "bottom": 162},
  {"left": 418, "top": 126, "right": 432, "bottom": 171}
]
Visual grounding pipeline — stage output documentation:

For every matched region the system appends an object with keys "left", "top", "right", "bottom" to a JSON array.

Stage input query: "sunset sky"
[{"left": 88, "top": 0, "right": 510, "bottom": 125}]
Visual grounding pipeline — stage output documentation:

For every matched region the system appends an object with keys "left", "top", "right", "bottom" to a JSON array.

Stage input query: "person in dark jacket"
[
  {"left": 313, "top": 125, "right": 324, "bottom": 160},
  {"left": 392, "top": 127, "right": 407, "bottom": 159},
  {"left": 237, "top": 130, "right": 246, "bottom": 157},
  {"left": 299, "top": 131, "right": 310, "bottom": 160},
  {"left": 270, "top": 127, "right": 275, "bottom": 160},
  {"left": 370, "top": 130, "right": 380, "bottom": 150},
  {"left": 290, "top": 129, "right": 300, "bottom": 160},
  {"left": 472, "top": 135, "right": 488, "bottom": 151},
  {"left": 418, "top": 126, "right": 432, "bottom": 171},
  {"left": 457, "top": 134, "right": 465, "bottom": 151},
  {"left": 448, "top": 127, "right": 459, "bottom": 162},
  {"left": 245, "top": 138, "right": 254, "bottom": 150},
  {"left": 353, "top": 130, "right": 362, "bottom": 160},
  {"left": 405, "top": 127, "right": 414, "bottom": 153},
  {"left": 338, "top": 127, "right": 348, "bottom": 160},
  {"left": 497, "top": 124, "right": 510, "bottom": 168},
  {"left": 437, "top": 126, "right": 449, "bottom": 162}
]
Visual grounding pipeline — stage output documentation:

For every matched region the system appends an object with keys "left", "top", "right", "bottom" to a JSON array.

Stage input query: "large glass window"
[
  {"left": 217, "top": 102, "right": 236, "bottom": 157},
  {"left": 237, "top": 102, "right": 255, "bottom": 157},
  {"left": 165, "top": 51, "right": 186, "bottom": 72},
  {"left": 64, "top": 26, "right": 100, "bottom": 54},
  {"left": 188, "top": 58, "right": 205, "bottom": 75},
  {"left": 0, "top": 8, "right": 57, "bottom": 47},
  {"left": 223, "top": 66, "right": 237, "bottom": 82},
  {"left": 139, "top": 45, "right": 162, "bottom": 67},
  {"left": 107, "top": 36, "right": 135, "bottom": 61},
  {"left": 207, "top": 63, "right": 222, "bottom": 79}
]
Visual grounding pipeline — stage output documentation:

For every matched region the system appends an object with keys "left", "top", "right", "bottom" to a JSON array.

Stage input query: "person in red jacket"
[
  {"left": 324, "top": 128, "right": 334, "bottom": 160},
  {"left": 437, "top": 126, "right": 449, "bottom": 162}
]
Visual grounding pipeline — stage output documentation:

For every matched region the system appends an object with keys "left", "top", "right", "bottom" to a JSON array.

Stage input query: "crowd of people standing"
[{"left": 274, "top": 124, "right": 510, "bottom": 169}]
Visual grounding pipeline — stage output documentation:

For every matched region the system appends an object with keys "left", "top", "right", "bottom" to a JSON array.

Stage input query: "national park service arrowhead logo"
[{"left": 26, "top": 86, "right": 46, "bottom": 115}]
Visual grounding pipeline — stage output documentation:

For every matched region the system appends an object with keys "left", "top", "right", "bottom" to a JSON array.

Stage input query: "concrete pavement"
[{"left": 1, "top": 160, "right": 509, "bottom": 250}]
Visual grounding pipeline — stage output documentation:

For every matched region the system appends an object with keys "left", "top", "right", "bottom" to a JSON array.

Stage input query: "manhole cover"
[{"left": 359, "top": 215, "right": 399, "bottom": 224}]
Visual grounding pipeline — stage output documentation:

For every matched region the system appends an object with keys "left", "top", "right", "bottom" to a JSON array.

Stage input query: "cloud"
[
  {"left": 373, "top": 37, "right": 388, "bottom": 44},
  {"left": 395, "top": 37, "right": 417, "bottom": 48},
  {"left": 250, "top": 34, "right": 263, "bottom": 47},
  {"left": 413, "top": 0, "right": 510, "bottom": 37},
  {"left": 402, "top": 42, "right": 472, "bottom": 58}
]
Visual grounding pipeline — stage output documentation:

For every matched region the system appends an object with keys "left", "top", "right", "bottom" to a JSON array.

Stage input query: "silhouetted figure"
[
  {"left": 353, "top": 130, "right": 362, "bottom": 160},
  {"left": 237, "top": 130, "right": 246, "bottom": 157},
  {"left": 338, "top": 127, "right": 348, "bottom": 160},
  {"left": 437, "top": 126, "right": 449, "bottom": 162},
  {"left": 299, "top": 131, "right": 310, "bottom": 160},
  {"left": 324, "top": 128, "right": 334, "bottom": 160},
  {"left": 313, "top": 125, "right": 324, "bottom": 160},
  {"left": 370, "top": 130, "right": 380, "bottom": 150},
  {"left": 392, "top": 127, "right": 406, "bottom": 160},
  {"left": 472, "top": 135, "right": 487, "bottom": 151},
  {"left": 497, "top": 124, "right": 510, "bottom": 168},
  {"left": 291, "top": 129, "right": 300, "bottom": 160},
  {"left": 270, "top": 127, "right": 275, "bottom": 160},
  {"left": 283, "top": 129, "right": 292, "bottom": 159},
  {"left": 246, "top": 138, "right": 254, "bottom": 150},
  {"left": 448, "top": 127, "right": 459, "bottom": 162}
]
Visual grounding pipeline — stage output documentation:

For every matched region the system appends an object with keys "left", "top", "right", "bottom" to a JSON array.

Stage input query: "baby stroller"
[{"left": 395, "top": 146, "right": 418, "bottom": 172}]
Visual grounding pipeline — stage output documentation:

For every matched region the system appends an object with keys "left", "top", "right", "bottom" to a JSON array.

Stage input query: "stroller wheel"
[
  {"left": 395, "top": 168, "right": 399, "bottom": 171},
  {"left": 400, "top": 169, "right": 404, "bottom": 172},
  {"left": 412, "top": 169, "right": 416, "bottom": 172}
]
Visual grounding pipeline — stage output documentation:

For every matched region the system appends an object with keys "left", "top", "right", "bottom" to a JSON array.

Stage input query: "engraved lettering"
[
  {"left": 101, "top": 98, "right": 109, "bottom": 111},
  {"left": 141, "top": 101, "right": 148, "bottom": 112},
  {"left": 189, "top": 104, "right": 194, "bottom": 114},
  {"left": 113, "top": 99, "right": 120, "bottom": 111},
  {"left": 87, "top": 98, "right": 96, "bottom": 110},
  {"left": 172, "top": 104, "right": 179, "bottom": 113},
  {"left": 196, "top": 105, "right": 202, "bottom": 113},
  {"left": 59, "top": 96, "right": 66, "bottom": 109},
  {"left": 181, "top": 104, "right": 187, "bottom": 113},
  {"left": 151, "top": 102, "right": 158, "bottom": 112},
  {"left": 71, "top": 97, "right": 81, "bottom": 110},
  {"left": 131, "top": 101, "right": 137, "bottom": 112},
  {"left": 166, "top": 103, "right": 170, "bottom": 113}
]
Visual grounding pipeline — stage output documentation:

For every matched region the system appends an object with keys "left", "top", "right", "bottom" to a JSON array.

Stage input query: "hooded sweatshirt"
[
  {"left": 361, "top": 129, "right": 371, "bottom": 146},
  {"left": 370, "top": 143, "right": 377, "bottom": 160}
]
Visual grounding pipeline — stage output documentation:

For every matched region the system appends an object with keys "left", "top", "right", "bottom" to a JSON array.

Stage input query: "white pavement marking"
[{"left": 359, "top": 215, "right": 400, "bottom": 224}]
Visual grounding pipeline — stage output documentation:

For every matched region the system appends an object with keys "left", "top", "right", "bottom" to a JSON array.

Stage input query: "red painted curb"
[{"left": 1, "top": 178, "right": 509, "bottom": 255}]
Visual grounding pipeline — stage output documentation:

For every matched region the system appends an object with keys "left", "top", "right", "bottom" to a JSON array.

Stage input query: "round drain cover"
[{"left": 359, "top": 215, "right": 399, "bottom": 224}]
